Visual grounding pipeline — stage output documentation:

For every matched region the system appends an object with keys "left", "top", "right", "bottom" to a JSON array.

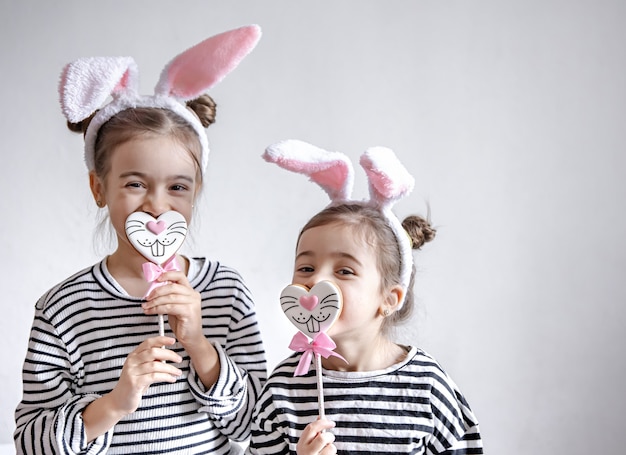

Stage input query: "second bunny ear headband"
[
  {"left": 59, "top": 24, "right": 262, "bottom": 173},
  {"left": 263, "top": 139, "right": 415, "bottom": 308}
]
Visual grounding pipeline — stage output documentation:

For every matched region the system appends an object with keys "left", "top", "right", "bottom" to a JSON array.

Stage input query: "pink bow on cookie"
[
  {"left": 289, "top": 332, "right": 347, "bottom": 376},
  {"left": 142, "top": 256, "right": 180, "bottom": 298}
]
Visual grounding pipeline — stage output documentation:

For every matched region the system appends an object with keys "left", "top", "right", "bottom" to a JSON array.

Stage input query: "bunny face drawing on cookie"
[
  {"left": 125, "top": 211, "right": 188, "bottom": 265},
  {"left": 280, "top": 281, "right": 343, "bottom": 340}
]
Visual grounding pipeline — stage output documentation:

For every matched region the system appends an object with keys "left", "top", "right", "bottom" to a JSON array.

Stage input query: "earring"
[
  {"left": 96, "top": 200, "right": 103, "bottom": 208},
  {"left": 383, "top": 308, "right": 390, "bottom": 317}
]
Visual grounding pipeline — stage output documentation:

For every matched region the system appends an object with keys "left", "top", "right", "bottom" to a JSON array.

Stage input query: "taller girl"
[{"left": 15, "top": 25, "right": 266, "bottom": 455}]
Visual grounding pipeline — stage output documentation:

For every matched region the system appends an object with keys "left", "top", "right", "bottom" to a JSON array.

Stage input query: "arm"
[
  {"left": 188, "top": 267, "right": 267, "bottom": 441},
  {"left": 15, "top": 308, "right": 185, "bottom": 454},
  {"left": 14, "top": 307, "right": 110, "bottom": 455},
  {"left": 427, "top": 370, "right": 483, "bottom": 454},
  {"left": 146, "top": 264, "right": 267, "bottom": 441},
  {"left": 81, "top": 336, "right": 183, "bottom": 442},
  {"left": 189, "top": 271, "right": 267, "bottom": 441},
  {"left": 248, "top": 390, "right": 335, "bottom": 455},
  {"left": 247, "top": 384, "right": 289, "bottom": 455}
]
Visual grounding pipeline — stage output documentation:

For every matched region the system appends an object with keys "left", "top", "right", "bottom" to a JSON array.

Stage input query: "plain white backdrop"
[{"left": 1, "top": 1, "right": 624, "bottom": 453}]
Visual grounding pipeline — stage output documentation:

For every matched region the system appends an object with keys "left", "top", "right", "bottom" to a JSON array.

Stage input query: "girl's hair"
[
  {"left": 67, "top": 94, "right": 217, "bottom": 183},
  {"left": 298, "top": 203, "right": 436, "bottom": 334}
]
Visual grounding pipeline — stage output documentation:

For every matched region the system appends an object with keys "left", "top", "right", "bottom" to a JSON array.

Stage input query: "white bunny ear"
[
  {"left": 360, "top": 146, "right": 415, "bottom": 210},
  {"left": 155, "top": 24, "right": 262, "bottom": 100},
  {"left": 59, "top": 56, "right": 138, "bottom": 123},
  {"left": 361, "top": 147, "right": 415, "bottom": 307},
  {"left": 263, "top": 139, "right": 354, "bottom": 202}
]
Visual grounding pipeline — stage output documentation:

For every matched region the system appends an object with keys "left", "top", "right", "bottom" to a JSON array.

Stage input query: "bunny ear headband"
[
  {"left": 263, "top": 139, "right": 415, "bottom": 308},
  {"left": 59, "top": 24, "right": 262, "bottom": 173}
]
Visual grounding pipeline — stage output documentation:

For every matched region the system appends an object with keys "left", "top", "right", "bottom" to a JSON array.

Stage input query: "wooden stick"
[
  {"left": 158, "top": 314, "right": 165, "bottom": 337},
  {"left": 316, "top": 353, "right": 325, "bottom": 420}
]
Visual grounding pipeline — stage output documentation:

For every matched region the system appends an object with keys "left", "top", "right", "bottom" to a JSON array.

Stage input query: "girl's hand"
[
  {"left": 142, "top": 270, "right": 203, "bottom": 347},
  {"left": 143, "top": 269, "right": 221, "bottom": 389},
  {"left": 296, "top": 419, "right": 337, "bottom": 455},
  {"left": 109, "top": 336, "right": 182, "bottom": 415}
]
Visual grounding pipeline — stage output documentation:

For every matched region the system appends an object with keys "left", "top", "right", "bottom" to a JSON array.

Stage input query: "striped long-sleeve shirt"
[
  {"left": 14, "top": 257, "right": 267, "bottom": 455},
  {"left": 249, "top": 346, "right": 482, "bottom": 454}
]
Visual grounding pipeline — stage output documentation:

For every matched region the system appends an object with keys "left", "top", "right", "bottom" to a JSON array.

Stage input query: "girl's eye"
[
  {"left": 296, "top": 266, "right": 314, "bottom": 273},
  {"left": 170, "top": 184, "right": 188, "bottom": 191},
  {"left": 126, "top": 182, "right": 144, "bottom": 188},
  {"left": 337, "top": 268, "right": 355, "bottom": 276}
]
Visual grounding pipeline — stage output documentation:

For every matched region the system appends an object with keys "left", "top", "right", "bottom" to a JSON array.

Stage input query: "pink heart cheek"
[
  {"left": 146, "top": 220, "right": 166, "bottom": 234},
  {"left": 299, "top": 295, "right": 319, "bottom": 311}
]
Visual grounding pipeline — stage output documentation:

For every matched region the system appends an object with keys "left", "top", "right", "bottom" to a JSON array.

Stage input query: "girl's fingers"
[
  {"left": 143, "top": 284, "right": 198, "bottom": 309},
  {"left": 132, "top": 337, "right": 182, "bottom": 362},
  {"left": 297, "top": 419, "right": 336, "bottom": 455},
  {"left": 155, "top": 270, "right": 189, "bottom": 286},
  {"left": 307, "top": 418, "right": 336, "bottom": 434}
]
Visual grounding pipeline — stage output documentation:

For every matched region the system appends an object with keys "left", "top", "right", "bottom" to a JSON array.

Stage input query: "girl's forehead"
[
  {"left": 297, "top": 223, "right": 375, "bottom": 256},
  {"left": 109, "top": 136, "right": 198, "bottom": 174}
]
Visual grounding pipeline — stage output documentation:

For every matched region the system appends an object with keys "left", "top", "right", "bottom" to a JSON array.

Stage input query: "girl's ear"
[
  {"left": 382, "top": 285, "right": 404, "bottom": 315},
  {"left": 193, "top": 179, "right": 203, "bottom": 202},
  {"left": 89, "top": 171, "right": 105, "bottom": 207}
]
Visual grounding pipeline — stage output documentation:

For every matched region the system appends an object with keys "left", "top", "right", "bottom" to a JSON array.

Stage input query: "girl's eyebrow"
[
  {"left": 295, "top": 250, "right": 363, "bottom": 266},
  {"left": 118, "top": 171, "right": 195, "bottom": 183}
]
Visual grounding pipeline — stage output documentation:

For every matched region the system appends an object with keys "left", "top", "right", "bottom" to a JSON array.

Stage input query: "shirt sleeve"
[
  {"left": 14, "top": 308, "right": 113, "bottom": 455},
  {"left": 427, "top": 370, "right": 483, "bottom": 454},
  {"left": 187, "top": 267, "right": 267, "bottom": 442},
  {"left": 247, "top": 382, "right": 290, "bottom": 455}
]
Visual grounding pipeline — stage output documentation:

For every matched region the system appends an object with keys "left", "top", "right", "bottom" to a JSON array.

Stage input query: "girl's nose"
[
  {"left": 303, "top": 273, "right": 325, "bottom": 291},
  {"left": 142, "top": 190, "right": 169, "bottom": 217}
]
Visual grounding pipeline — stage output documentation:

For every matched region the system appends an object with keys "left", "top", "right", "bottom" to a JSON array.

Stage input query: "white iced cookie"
[
  {"left": 280, "top": 281, "right": 343, "bottom": 340},
  {"left": 125, "top": 211, "right": 188, "bottom": 265}
]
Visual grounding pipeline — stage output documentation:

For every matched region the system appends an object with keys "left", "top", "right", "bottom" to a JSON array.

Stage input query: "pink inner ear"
[
  {"left": 367, "top": 170, "right": 396, "bottom": 198},
  {"left": 310, "top": 165, "right": 350, "bottom": 194},
  {"left": 113, "top": 69, "right": 131, "bottom": 93},
  {"left": 164, "top": 25, "right": 261, "bottom": 99},
  {"left": 272, "top": 156, "right": 351, "bottom": 197},
  {"left": 299, "top": 295, "right": 319, "bottom": 311}
]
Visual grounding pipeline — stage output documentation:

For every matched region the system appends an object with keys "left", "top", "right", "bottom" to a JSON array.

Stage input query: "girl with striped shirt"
[
  {"left": 15, "top": 26, "right": 267, "bottom": 454},
  {"left": 249, "top": 142, "right": 483, "bottom": 454}
]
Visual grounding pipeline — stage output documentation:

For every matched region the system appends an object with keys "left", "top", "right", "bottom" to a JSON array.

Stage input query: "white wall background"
[{"left": 1, "top": 1, "right": 624, "bottom": 453}]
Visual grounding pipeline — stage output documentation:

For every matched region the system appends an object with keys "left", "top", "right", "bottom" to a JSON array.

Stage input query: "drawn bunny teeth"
[
  {"left": 307, "top": 318, "right": 320, "bottom": 334},
  {"left": 125, "top": 211, "right": 188, "bottom": 265},
  {"left": 152, "top": 241, "right": 165, "bottom": 258}
]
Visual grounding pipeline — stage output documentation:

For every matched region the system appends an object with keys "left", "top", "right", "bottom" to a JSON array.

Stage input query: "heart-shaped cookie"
[
  {"left": 125, "top": 211, "right": 188, "bottom": 265},
  {"left": 280, "top": 281, "right": 343, "bottom": 340}
]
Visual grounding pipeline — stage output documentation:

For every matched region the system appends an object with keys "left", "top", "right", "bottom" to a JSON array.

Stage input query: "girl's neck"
[
  {"left": 107, "top": 242, "right": 151, "bottom": 279},
  {"left": 323, "top": 335, "right": 408, "bottom": 372},
  {"left": 106, "top": 241, "right": 188, "bottom": 298}
]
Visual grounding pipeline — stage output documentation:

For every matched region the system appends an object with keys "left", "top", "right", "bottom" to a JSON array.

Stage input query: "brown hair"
[
  {"left": 67, "top": 94, "right": 217, "bottom": 183},
  {"left": 297, "top": 203, "right": 436, "bottom": 333}
]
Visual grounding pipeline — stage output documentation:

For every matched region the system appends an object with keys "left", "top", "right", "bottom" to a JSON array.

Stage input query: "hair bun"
[
  {"left": 66, "top": 111, "right": 97, "bottom": 135},
  {"left": 186, "top": 94, "right": 217, "bottom": 128},
  {"left": 402, "top": 215, "right": 436, "bottom": 249}
]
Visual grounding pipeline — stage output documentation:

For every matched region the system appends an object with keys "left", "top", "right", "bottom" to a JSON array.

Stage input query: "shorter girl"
[{"left": 249, "top": 140, "right": 483, "bottom": 455}]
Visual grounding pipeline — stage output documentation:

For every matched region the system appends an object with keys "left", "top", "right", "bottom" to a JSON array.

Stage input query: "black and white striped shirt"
[
  {"left": 14, "top": 257, "right": 267, "bottom": 454},
  {"left": 249, "top": 347, "right": 482, "bottom": 454}
]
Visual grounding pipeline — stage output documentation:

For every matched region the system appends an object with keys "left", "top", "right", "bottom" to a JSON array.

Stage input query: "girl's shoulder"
[
  {"left": 189, "top": 257, "right": 255, "bottom": 311},
  {"left": 188, "top": 257, "right": 247, "bottom": 286},
  {"left": 403, "top": 347, "right": 458, "bottom": 384},
  {"left": 35, "top": 260, "right": 105, "bottom": 311}
]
